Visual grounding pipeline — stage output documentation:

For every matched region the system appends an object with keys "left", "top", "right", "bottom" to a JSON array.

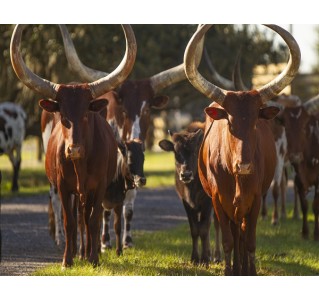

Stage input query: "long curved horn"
[
  {"left": 232, "top": 47, "right": 249, "bottom": 91},
  {"left": 59, "top": 25, "right": 108, "bottom": 82},
  {"left": 87, "top": 25, "right": 137, "bottom": 98},
  {"left": 184, "top": 24, "right": 227, "bottom": 106},
  {"left": 10, "top": 24, "right": 60, "bottom": 100},
  {"left": 150, "top": 24, "right": 205, "bottom": 94},
  {"left": 257, "top": 24, "right": 301, "bottom": 103},
  {"left": 11, "top": 25, "right": 137, "bottom": 100},
  {"left": 184, "top": 24, "right": 301, "bottom": 106},
  {"left": 204, "top": 46, "right": 235, "bottom": 90},
  {"left": 303, "top": 94, "right": 319, "bottom": 115}
]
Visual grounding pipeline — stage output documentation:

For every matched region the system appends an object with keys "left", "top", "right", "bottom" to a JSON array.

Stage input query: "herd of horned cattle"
[{"left": 1, "top": 24, "right": 319, "bottom": 275}]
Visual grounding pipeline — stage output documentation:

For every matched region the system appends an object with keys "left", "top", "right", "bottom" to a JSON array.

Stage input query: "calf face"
[{"left": 159, "top": 129, "right": 202, "bottom": 184}]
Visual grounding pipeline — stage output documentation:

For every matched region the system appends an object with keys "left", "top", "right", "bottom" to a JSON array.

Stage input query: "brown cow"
[
  {"left": 58, "top": 24, "right": 205, "bottom": 249},
  {"left": 10, "top": 24, "right": 136, "bottom": 267},
  {"left": 184, "top": 24, "right": 300, "bottom": 275},
  {"left": 277, "top": 95, "right": 319, "bottom": 240}
]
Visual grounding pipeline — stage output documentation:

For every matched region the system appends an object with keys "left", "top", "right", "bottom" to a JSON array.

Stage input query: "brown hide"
[{"left": 44, "top": 85, "right": 117, "bottom": 267}]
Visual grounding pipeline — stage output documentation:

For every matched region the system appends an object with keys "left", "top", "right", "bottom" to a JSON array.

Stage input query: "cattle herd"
[{"left": 1, "top": 24, "right": 319, "bottom": 275}]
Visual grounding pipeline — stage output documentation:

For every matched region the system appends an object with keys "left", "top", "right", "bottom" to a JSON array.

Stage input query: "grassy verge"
[{"left": 34, "top": 203, "right": 319, "bottom": 276}]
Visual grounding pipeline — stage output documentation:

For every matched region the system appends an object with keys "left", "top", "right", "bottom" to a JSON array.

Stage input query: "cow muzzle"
[
  {"left": 235, "top": 163, "right": 253, "bottom": 175},
  {"left": 65, "top": 144, "right": 84, "bottom": 160},
  {"left": 134, "top": 176, "right": 147, "bottom": 188},
  {"left": 180, "top": 170, "right": 194, "bottom": 184}
]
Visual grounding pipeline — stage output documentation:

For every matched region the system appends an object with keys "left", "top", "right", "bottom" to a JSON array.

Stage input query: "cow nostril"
[{"left": 139, "top": 177, "right": 147, "bottom": 186}]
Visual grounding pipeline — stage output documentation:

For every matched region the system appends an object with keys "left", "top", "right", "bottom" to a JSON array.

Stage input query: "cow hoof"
[
  {"left": 101, "top": 242, "right": 112, "bottom": 253},
  {"left": 123, "top": 242, "right": 133, "bottom": 249}
]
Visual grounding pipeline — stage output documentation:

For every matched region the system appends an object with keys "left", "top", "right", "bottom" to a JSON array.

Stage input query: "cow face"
[
  {"left": 205, "top": 91, "right": 280, "bottom": 175},
  {"left": 115, "top": 80, "right": 168, "bottom": 144},
  {"left": 39, "top": 84, "right": 107, "bottom": 160},
  {"left": 159, "top": 129, "right": 202, "bottom": 184},
  {"left": 278, "top": 106, "right": 310, "bottom": 164},
  {"left": 125, "top": 139, "right": 146, "bottom": 187}
]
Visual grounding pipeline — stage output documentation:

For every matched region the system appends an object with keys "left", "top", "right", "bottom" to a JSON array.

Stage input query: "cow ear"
[
  {"left": 39, "top": 99, "right": 59, "bottom": 113},
  {"left": 158, "top": 139, "right": 174, "bottom": 152},
  {"left": 259, "top": 106, "right": 280, "bottom": 120},
  {"left": 89, "top": 99, "right": 108, "bottom": 112},
  {"left": 150, "top": 95, "right": 169, "bottom": 109},
  {"left": 204, "top": 107, "right": 228, "bottom": 120}
]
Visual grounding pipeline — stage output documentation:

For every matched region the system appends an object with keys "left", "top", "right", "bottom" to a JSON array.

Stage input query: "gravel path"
[{"left": 0, "top": 187, "right": 186, "bottom": 276}]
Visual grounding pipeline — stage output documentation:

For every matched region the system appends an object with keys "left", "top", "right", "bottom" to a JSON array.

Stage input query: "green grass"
[{"left": 33, "top": 202, "right": 319, "bottom": 276}]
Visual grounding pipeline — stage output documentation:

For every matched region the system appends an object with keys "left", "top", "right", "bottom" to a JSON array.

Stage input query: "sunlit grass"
[{"left": 34, "top": 202, "right": 319, "bottom": 276}]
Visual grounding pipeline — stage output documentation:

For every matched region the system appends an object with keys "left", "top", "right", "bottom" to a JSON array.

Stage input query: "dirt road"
[{"left": 0, "top": 187, "right": 186, "bottom": 275}]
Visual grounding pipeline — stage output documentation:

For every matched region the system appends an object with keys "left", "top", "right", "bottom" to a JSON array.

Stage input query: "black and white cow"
[{"left": 0, "top": 102, "right": 26, "bottom": 192}]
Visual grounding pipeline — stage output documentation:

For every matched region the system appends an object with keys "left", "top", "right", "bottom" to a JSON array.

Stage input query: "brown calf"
[
  {"left": 10, "top": 24, "right": 136, "bottom": 267},
  {"left": 159, "top": 122, "right": 221, "bottom": 266},
  {"left": 184, "top": 24, "right": 300, "bottom": 275}
]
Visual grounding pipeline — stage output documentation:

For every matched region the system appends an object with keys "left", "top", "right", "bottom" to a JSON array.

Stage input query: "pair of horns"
[
  {"left": 184, "top": 24, "right": 301, "bottom": 106},
  {"left": 10, "top": 24, "right": 137, "bottom": 100}
]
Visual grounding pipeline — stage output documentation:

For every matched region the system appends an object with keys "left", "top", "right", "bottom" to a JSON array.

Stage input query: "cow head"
[
  {"left": 125, "top": 139, "right": 146, "bottom": 187},
  {"left": 159, "top": 128, "right": 203, "bottom": 183},
  {"left": 205, "top": 91, "right": 280, "bottom": 175},
  {"left": 184, "top": 24, "right": 300, "bottom": 176},
  {"left": 39, "top": 87, "right": 108, "bottom": 160},
  {"left": 10, "top": 24, "right": 137, "bottom": 161}
]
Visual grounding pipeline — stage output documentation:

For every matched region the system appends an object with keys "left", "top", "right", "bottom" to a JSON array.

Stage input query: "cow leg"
[
  {"left": 101, "top": 209, "right": 112, "bottom": 252},
  {"left": 295, "top": 176, "right": 309, "bottom": 239},
  {"left": 48, "top": 195, "right": 55, "bottom": 241},
  {"left": 313, "top": 183, "right": 319, "bottom": 241},
  {"left": 245, "top": 196, "right": 261, "bottom": 276},
  {"left": 122, "top": 189, "right": 136, "bottom": 248},
  {"left": 213, "top": 195, "right": 233, "bottom": 275},
  {"left": 71, "top": 194, "right": 78, "bottom": 258},
  {"left": 230, "top": 221, "right": 241, "bottom": 275},
  {"left": 50, "top": 185, "right": 64, "bottom": 247},
  {"left": 293, "top": 177, "right": 300, "bottom": 219},
  {"left": 78, "top": 201, "right": 85, "bottom": 260},
  {"left": 199, "top": 204, "right": 212, "bottom": 266},
  {"left": 271, "top": 181, "right": 279, "bottom": 225},
  {"left": 59, "top": 185, "right": 75, "bottom": 268},
  {"left": 88, "top": 189, "right": 104, "bottom": 267},
  {"left": 182, "top": 201, "right": 200, "bottom": 265},
  {"left": 113, "top": 204, "right": 123, "bottom": 256},
  {"left": 8, "top": 148, "right": 21, "bottom": 192},
  {"left": 280, "top": 166, "right": 287, "bottom": 220},
  {"left": 261, "top": 194, "right": 267, "bottom": 220},
  {"left": 212, "top": 210, "right": 222, "bottom": 263}
]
